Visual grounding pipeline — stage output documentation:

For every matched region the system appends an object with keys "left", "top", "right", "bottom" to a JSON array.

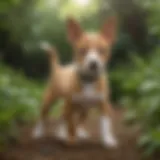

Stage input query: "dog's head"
[{"left": 67, "top": 17, "right": 117, "bottom": 77}]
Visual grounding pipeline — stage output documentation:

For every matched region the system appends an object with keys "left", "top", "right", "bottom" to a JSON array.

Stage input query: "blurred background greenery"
[{"left": 0, "top": 0, "right": 160, "bottom": 156}]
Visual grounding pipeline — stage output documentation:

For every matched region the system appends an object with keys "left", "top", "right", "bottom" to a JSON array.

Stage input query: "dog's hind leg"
[{"left": 32, "top": 85, "right": 57, "bottom": 139}]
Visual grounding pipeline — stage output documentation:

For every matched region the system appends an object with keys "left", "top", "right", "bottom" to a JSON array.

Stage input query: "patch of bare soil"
[{"left": 0, "top": 109, "right": 157, "bottom": 160}]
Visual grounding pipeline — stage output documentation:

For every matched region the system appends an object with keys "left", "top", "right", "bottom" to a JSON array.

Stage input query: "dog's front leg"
[
  {"left": 99, "top": 101, "right": 118, "bottom": 148},
  {"left": 64, "top": 101, "right": 76, "bottom": 144},
  {"left": 56, "top": 100, "right": 76, "bottom": 144},
  {"left": 76, "top": 110, "right": 90, "bottom": 140}
]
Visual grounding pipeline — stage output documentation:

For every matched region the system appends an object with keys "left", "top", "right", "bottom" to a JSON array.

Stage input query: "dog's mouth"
[
  {"left": 78, "top": 69, "right": 100, "bottom": 83},
  {"left": 87, "top": 59, "right": 105, "bottom": 74},
  {"left": 87, "top": 63, "right": 103, "bottom": 76},
  {"left": 76, "top": 61, "right": 104, "bottom": 83}
]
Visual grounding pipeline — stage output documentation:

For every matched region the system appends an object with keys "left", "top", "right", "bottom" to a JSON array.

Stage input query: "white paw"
[
  {"left": 54, "top": 124, "right": 68, "bottom": 140},
  {"left": 77, "top": 127, "right": 90, "bottom": 139},
  {"left": 103, "top": 135, "right": 118, "bottom": 148},
  {"left": 100, "top": 116, "right": 118, "bottom": 148},
  {"left": 32, "top": 122, "right": 45, "bottom": 139}
]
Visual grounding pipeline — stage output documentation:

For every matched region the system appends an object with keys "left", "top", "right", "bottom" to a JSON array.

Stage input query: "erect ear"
[
  {"left": 100, "top": 17, "right": 117, "bottom": 45},
  {"left": 67, "top": 17, "right": 83, "bottom": 43}
]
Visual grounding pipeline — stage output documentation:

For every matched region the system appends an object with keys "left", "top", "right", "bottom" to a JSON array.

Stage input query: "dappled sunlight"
[
  {"left": 73, "top": 0, "right": 90, "bottom": 6},
  {"left": 59, "top": 0, "right": 99, "bottom": 19}
]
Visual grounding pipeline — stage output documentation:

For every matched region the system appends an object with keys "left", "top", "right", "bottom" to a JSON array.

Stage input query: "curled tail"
[{"left": 40, "top": 42, "right": 59, "bottom": 69}]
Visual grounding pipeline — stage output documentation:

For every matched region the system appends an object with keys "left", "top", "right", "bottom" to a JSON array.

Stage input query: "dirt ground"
[{"left": 0, "top": 109, "right": 158, "bottom": 160}]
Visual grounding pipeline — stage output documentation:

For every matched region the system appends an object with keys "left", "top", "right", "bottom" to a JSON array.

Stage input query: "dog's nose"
[{"left": 89, "top": 61, "right": 98, "bottom": 71}]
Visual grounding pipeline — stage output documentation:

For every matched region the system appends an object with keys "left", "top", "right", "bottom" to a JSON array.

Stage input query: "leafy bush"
[
  {"left": 0, "top": 63, "right": 44, "bottom": 144},
  {"left": 111, "top": 48, "right": 160, "bottom": 155}
]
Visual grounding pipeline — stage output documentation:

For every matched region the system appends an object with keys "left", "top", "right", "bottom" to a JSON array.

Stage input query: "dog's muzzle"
[{"left": 89, "top": 60, "right": 98, "bottom": 71}]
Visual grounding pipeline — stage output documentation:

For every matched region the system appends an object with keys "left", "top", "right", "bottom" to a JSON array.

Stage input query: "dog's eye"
[
  {"left": 79, "top": 48, "right": 87, "bottom": 55},
  {"left": 98, "top": 48, "right": 106, "bottom": 55}
]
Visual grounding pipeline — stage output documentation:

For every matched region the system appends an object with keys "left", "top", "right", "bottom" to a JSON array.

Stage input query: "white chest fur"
[
  {"left": 83, "top": 83, "right": 96, "bottom": 96},
  {"left": 72, "top": 83, "right": 105, "bottom": 106}
]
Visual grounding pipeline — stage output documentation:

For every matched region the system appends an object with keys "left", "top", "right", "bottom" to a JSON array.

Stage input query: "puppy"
[{"left": 32, "top": 17, "right": 118, "bottom": 147}]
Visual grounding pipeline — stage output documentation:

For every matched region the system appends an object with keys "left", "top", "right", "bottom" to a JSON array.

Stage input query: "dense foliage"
[
  {"left": 0, "top": 63, "right": 43, "bottom": 144},
  {"left": 111, "top": 49, "right": 160, "bottom": 155}
]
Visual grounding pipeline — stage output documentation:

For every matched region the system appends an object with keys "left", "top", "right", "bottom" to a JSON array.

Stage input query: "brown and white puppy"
[{"left": 32, "top": 17, "right": 118, "bottom": 147}]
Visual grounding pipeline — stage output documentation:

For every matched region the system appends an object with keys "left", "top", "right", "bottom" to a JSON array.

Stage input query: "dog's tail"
[{"left": 40, "top": 42, "right": 59, "bottom": 69}]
